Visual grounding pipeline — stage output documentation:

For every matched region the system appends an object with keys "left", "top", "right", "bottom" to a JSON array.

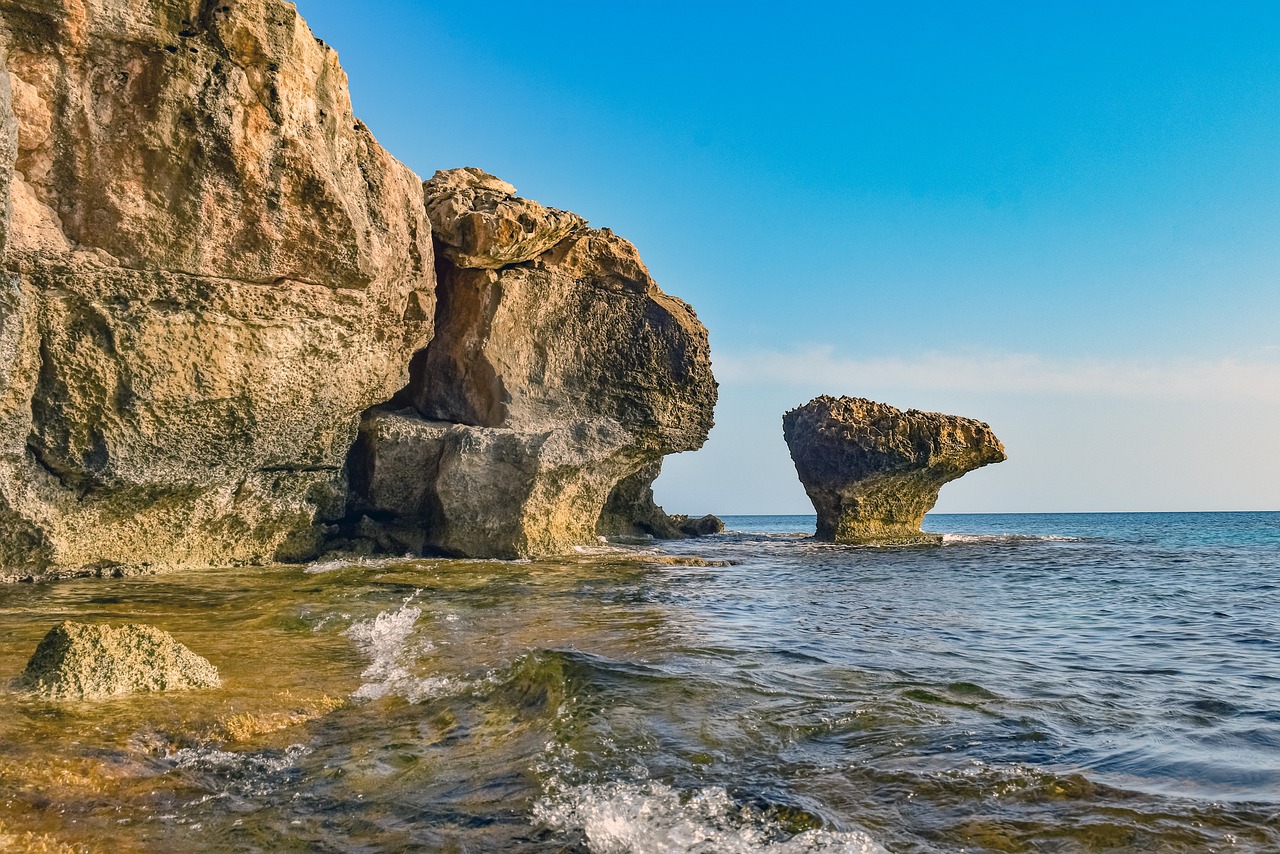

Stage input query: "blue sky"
[{"left": 297, "top": 0, "right": 1280, "bottom": 513}]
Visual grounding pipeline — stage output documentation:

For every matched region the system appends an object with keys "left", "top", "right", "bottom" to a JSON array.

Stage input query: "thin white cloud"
[{"left": 715, "top": 347, "right": 1280, "bottom": 403}]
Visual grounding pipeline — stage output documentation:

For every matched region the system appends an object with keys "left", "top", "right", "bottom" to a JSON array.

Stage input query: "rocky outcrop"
[
  {"left": 783, "top": 396, "right": 1006, "bottom": 544},
  {"left": 0, "top": 3, "right": 716, "bottom": 577},
  {"left": 0, "top": 0, "right": 433, "bottom": 577},
  {"left": 16, "top": 621, "right": 219, "bottom": 699},
  {"left": 346, "top": 168, "right": 717, "bottom": 558},
  {"left": 597, "top": 461, "right": 724, "bottom": 540}
]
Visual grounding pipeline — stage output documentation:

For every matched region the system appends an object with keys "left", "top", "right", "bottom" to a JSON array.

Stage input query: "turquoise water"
[{"left": 1, "top": 512, "right": 1277, "bottom": 851}]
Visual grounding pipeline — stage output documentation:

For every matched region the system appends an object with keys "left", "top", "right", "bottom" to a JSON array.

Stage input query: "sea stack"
[{"left": 783, "top": 396, "right": 1006, "bottom": 545}]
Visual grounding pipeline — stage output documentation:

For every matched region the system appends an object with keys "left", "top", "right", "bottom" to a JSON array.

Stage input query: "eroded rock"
[
  {"left": 0, "top": 0, "right": 434, "bottom": 576},
  {"left": 783, "top": 396, "right": 1006, "bottom": 545},
  {"left": 347, "top": 169, "right": 717, "bottom": 558},
  {"left": 16, "top": 621, "right": 219, "bottom": 699},
  {"left": 597, "top": 461, "right": 724, "bottom": 540},
  {"left": 424, "top": 166, "right": 585, "bottom": 269},
  {"left": 0, "top": 3, "right": 718, "bottom": 575}
]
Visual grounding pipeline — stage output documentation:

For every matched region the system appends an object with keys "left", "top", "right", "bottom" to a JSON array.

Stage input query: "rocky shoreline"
[
  {"left": 0, "top": 0, "right": 718, "bottom": 579},
  {"left": 0, "top": 1, "right": 1004, "bottom": 581}
]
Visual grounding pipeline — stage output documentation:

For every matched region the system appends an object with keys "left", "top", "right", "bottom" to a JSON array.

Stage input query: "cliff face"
[
  {"left": 346, "top": 169, "right": 716, "bottom": 558},
  {"left": 783, "top": 396, "right": 1005, "bottom": 545},
  {"left": 0, "top": 2, "right": 713, "bottom": 577}
]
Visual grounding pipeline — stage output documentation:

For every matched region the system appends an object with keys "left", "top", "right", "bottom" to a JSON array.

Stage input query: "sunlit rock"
[
  {"left": 347, "top": 170, "right": 717, "bottom": 558},
  {"left": 783, "top": 396, "right": 1006, "bottom": 545},
  {"left": 0, "top": 0, "right": 434, "bottom": 577},
  {"left": 17, "top": 621, "right": 219, "bottom": 699}
]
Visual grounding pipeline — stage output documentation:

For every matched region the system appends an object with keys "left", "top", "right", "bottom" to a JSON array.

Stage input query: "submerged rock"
[
  {"left": 783, "top": 396, "right": 1006, "bottom": 545},
  {"left": 346, "top": 169, "right": 717, "bottom": 558},
  {"left": 17, "top": 621, "right": 219, "bottom": 699}
]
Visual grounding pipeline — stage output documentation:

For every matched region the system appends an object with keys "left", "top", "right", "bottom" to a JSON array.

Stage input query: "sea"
[{"left": 0, "top": 512, "right": 1277, "bottom": 852}]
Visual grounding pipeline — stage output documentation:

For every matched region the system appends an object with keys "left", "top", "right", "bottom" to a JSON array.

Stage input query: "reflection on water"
[{"left": 0, "top": 513, "right": 1278, "bottom": 852}]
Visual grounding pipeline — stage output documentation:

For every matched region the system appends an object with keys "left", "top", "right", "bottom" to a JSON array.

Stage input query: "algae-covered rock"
[
  {"left": 783, "top": 396, "right": 1006, "bottom": 545},
  {"left": 17, "top": 621, "right": 220, "bottom": 699}
]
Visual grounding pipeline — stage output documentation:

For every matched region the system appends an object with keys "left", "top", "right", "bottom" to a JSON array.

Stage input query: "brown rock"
[
  {"left": 17, "top": 621, "right": 219, "bottom": 699},
  {"left": 0, "top": 0, "right": 434, "bottom": 576},
  {"left": 783, "top": 396, "right": 1006, "bottom": 545},
  {"left": 424, "top": 167, "right": 586, "bottom": 269},
  {"left": 0, "top": 4, "right": 718, "bottom": 574},
  {"left": 347, "top": 169, "right": 717, "bottom": 558}
]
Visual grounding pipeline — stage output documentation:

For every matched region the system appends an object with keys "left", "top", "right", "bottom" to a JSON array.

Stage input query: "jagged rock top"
[
  {"left": 784, "top": 395, "right": 1006, "bottom": 477},
  {"left": 425, "top": 167, "right": 586, "bottom": 269}
]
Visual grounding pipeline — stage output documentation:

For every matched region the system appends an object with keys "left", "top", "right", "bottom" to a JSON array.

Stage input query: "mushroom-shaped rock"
[
  {"left": 16, "top": 622, "right": 220, "bottom": 700},
  {"left": 783, "top": 396, "right": 1006, "bottom": 545}
]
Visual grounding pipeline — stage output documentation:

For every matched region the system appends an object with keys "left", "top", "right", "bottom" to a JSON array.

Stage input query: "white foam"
[
  {"left": 304, "top": 555, "right": 418, "bottom": 574},
  {"left": 941, "top": 533, "right": 1084, "bottom": 545},
  {"left": 533, "top": 781, "right": 886, "bottom": 854},
  {"left": 344, "top": 595, "right": 465, "bottom": 703},
  {"left": 167, "top": 744, "right": 312, "bottom": 797},
  {"left": 170, "top": 744, "right": 311, "bottom": 774}
]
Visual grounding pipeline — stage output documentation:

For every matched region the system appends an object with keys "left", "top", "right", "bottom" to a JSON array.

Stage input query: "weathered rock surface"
[
  {"left": 0, "top": 2, "right": 717, "bottom": 576},
  {"left": 347, "top": 168, "right": 717, "bottom": 558},
  {"left": 597, "top": 460, "right": 724, "bottom": 540},
  {"left": 783, "top": 396, "right": 1006, "bottom": 545},
  {"left": 0, "top": 0, "right": 434, "bottom": 577},
  {"left": 16, "top": 621, "right": 219, "bottom": 699}
]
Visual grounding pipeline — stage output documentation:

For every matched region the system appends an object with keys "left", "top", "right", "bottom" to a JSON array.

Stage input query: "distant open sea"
[{"left": 2, "top": 511, "right": 1277, "bottom": 851}]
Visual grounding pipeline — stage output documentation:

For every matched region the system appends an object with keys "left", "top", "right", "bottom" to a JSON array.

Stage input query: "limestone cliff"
[
  {"left": 783, "top": 396, "right": 1005, "bottom": 545},
  {"left": 346, "top": 168, "right": 717, "bottom": 559},
  {"left": 0, "top": 3, "right": 715, "bottom": 576}
]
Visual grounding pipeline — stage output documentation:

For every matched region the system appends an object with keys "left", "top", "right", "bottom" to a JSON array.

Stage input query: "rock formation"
[
  {"left": 783, "top": 396, "right": 1005, "bottom": 545},
  {"left": 345, "top": 168, "right": 717, "bottom": 559},
  {"left": 0, "top": 0, "right": 434, "bottom": 576},
  {"left": 597, "top": 461, "right": 724, "bottom": 540},
  {"left": 0, "top": 3, "right": 716, "bottom": 576},
  {"left": 16, "top": 621, "right": 219, "bottom": 699}
]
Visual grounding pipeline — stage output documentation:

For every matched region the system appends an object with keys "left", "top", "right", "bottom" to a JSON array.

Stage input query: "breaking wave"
[
  {"left": 533, "top": 781, "right": 885, "bottom": 854},
  {"left": 343, "top": 594, "right": 465, "bottom": 703}
]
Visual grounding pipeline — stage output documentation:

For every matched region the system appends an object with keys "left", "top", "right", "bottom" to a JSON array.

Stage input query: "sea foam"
[{"left": 533, "top": 780, "right": 885, "bottom": 854}]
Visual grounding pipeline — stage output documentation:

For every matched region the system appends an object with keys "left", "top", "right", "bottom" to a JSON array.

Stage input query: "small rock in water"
[{"left": 16, "top": 621, "right": 220, "bottom": 700}]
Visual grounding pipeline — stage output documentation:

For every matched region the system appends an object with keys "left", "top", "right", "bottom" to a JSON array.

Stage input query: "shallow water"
[{"left": 1, "top": 513, "right": 1278, "bottom": 852}]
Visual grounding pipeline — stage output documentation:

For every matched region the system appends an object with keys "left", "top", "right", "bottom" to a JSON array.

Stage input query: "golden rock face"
[
  {"left": 783, "top": 396, "right": 1007, "bottom": 544},
  {"left": 0, "top": 0, "right": 436, "bottom": 575},
  {"left": 345, "top": 169, "right": 718, "bottom": 559},
  {"left": 0, "top": 4, "right": 717, "bottom": 574}
]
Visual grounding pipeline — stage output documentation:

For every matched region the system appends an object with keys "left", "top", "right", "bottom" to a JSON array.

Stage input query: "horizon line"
[{"left": 710, "top": 509, "right": 1280, "bottom": 517}]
